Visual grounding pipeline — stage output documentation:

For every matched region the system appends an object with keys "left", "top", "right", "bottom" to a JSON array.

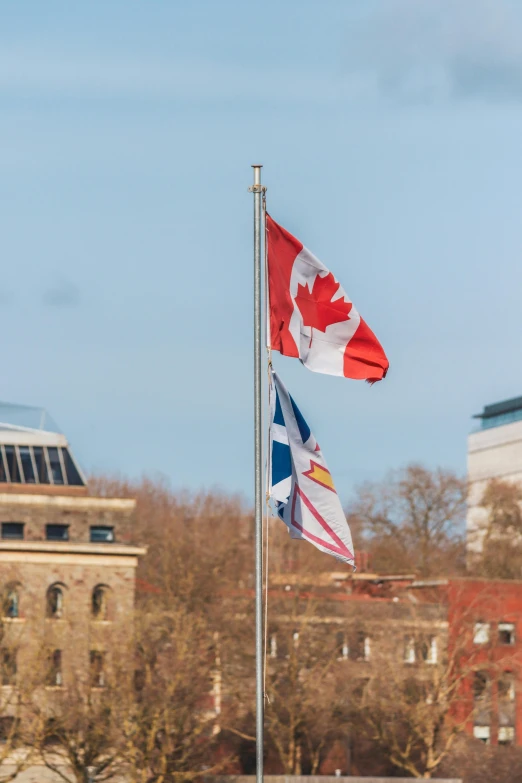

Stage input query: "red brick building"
[
  {"left": 445, "top": 578, "right": 522, "bottom": 746},
  {"left": 264, "top": 570, "right": 522, "bottom": 758}
]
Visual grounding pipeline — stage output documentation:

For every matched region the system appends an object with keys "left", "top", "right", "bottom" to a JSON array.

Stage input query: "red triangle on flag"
[{"left": 290, "top": 486, "right": 354, "bottom": 561}]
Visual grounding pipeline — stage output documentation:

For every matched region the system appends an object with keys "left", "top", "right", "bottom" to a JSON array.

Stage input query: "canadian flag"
[{"left": 266, "top": 215, "right": 389, "bottom": 382}]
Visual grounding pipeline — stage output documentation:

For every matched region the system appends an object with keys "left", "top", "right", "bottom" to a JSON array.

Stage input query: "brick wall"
[
  {"left": 0, "top": 494, "right": 136, "bottom": 544},
  {"left": 0, "top": 492, "right": 144, "bottom": 696}
]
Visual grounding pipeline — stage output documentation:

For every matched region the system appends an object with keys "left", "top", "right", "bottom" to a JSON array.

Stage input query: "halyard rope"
[{"left": 263, "top": 193, "right": 272, "bottom": 700}]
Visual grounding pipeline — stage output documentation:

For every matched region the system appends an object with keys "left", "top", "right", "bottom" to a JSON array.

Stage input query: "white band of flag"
[{"left": 269, "top": 369, "right": 355, "bottom": 568}]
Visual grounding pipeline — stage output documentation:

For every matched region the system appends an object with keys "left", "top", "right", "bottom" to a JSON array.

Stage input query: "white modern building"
[{"left": 467, "top": 396, "right": 522, "bottom": 553}]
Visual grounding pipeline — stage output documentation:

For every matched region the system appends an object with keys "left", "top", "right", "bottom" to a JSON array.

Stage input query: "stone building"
[
  {"left": 0, "top": 402, "right": 144, "bottom": 705},
  {"left": 467, "top": 395, "right": 522, "bottom": 554}
]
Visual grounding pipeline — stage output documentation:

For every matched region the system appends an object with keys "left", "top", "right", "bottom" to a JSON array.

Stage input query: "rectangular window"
[
  {"left": 473, "top": 671, "right": 491, "bottom": 727},
  {"left": 404, "top": 637, "right": 416, "bottom": 664},
  {"left": 46, "top": 525, "right": 69, "bottom": 542},
  {"left": 33, "top": 447, "right": 50, "bottom": 484},
  {"left": 4, "top": 447, "right": 19, "bottom": 483},
  {"left": 498, "top": 622, "right": 515, "bottom": 645},
  {"left": 46, "top": 650, "right": 62, "bottom": 687},
  {"left": 474, "top": 622, "right": 490, "bottom": 644},
  {"left": 473, "top": 671, "right": 490, "bottom": 702},
  {"left": 90, "top": 526, "right": 114, "bottom": 543},
  {"left": 418, "top": 636, "right": 438, "bottom": 664},
  {"left": 1, "top": 523, "right": 24, "bottom": 541},
  {"left": 352, "top": 631, "right": 370, "bottom": 661},
  {"left": 473, "top": 725, "right": 490, "bottom": 743},
  {"left": 426, "top": 637, "right": 438, "bottom": 665},
  {"left": 61, "top": 449, "right": 84, "bottom": 486},
  {"left": 0, "top": 650, "right": 16, "bottom": 686},
  {"left": 90, "top": 651, "right": 105, "bottom": 688},
  {"left": 337, "top": 631, "right": 349, "bottom": 661},
  {"left": 498, "top": 671, "right": 516, "bottom": 729},
  {"left": 499, "top": 672, "right": 516, "bottom": 702},
  {"left": 498, "top": 726, "right": 515, "bottom": 746},
  {"left": 47, "top": 448, "right": 64, "bottom": 485},
  {"left": 18, "top": 447, "right": 36, "bottom": 484},
  {"left": 0, "top": 448, "right": 9, "bottom": 483}
]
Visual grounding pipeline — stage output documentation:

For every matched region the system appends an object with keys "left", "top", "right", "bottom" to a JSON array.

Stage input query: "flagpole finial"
[{"left": 249, "top": 165, "right": 266, "bottom": 194}]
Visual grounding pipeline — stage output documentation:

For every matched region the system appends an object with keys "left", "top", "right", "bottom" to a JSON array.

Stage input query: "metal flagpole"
[{"left": 250, "top": 164, "right": 264, "bottom": 783}]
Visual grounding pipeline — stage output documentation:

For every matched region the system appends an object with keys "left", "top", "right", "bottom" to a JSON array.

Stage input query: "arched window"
[
  {"left": 92, "top": 585, "right": 110, "bottom": 621},
  {"left": 3, "top": 584, "right": 20, "bottom": 619},
  {"left": 46, "top": 584, "right": 65, "bottom": 619}
]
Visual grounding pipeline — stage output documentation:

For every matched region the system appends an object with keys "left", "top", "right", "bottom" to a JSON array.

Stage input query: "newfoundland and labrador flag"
[
  {"left": 266, "top": 214, "right": 389, "bottom": 383},
  {"left": 269, "top": 369, "right": 355, "bottom": 567}
]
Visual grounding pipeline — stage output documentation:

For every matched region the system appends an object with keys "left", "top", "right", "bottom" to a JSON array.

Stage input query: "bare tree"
[
  {"left": 121, "top": 603, "right": 224, "bottom": 783},
  {"left": 0, "top": 618, "right": 47, "bottom": 782},
  {"left": 440, "top": 733, "right": 522, "bottom": 783},
  {"left": 33, "top": 677, "right": 124, "bottom": 783},
  {"left": 88, "top": 477, "right": 254, "bottom": 779},
  {"left": 262, "top": 585, "right": 350, "bottom": 775},
  {"left": 89, "top": 477, "right": 253, "bottom": 619},
  {"left": 471, "top": 478, "right": 522, "bottom": 579},
  {"left": 354, "top": 590, "right": 517, "bottom": 779},
  {"left": 349, "top": 463, "right": 467, "bottom": 576}
]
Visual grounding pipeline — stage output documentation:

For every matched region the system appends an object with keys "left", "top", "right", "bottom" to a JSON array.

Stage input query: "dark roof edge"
[{"left": 474, "top": 395, "right": 522, "bottom": 420}]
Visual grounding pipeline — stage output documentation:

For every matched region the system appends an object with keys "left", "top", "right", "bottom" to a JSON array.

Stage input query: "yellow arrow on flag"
[{"left": 302, "top": 460, "right": 336, "bottom": 492}]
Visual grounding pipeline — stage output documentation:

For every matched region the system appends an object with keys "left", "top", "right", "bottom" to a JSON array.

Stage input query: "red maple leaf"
[{"left": 294, "top": 272, "right": 352, "bottom": 333}]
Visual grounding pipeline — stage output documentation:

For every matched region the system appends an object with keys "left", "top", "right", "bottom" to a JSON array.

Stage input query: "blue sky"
[{"left": 2, "top": 0, "right": 522, "bottom": 500}]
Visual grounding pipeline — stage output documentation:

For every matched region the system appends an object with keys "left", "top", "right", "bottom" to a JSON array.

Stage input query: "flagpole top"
[{"left": 249, "top": 165, "right": 266, "bottom": 193}]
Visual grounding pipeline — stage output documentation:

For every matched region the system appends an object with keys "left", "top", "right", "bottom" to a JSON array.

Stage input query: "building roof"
[
  {"left": 474, "top": 396, "right": 522, "bottom": 420},
  {"left": 0, "top": 401, "right": 61, "bottom": 432},
  {"left": 0, "top": 402, "right": 86, "bottom": 490},
  {"left": 473, "top": 395, "right": 522, "bottom": 431}
]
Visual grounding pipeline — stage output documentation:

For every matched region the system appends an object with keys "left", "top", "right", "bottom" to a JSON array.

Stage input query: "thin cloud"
[
  {"left": 344, "top": 0, "right": 522, "bottom": 103},
  {"left": 0, "top": 292, "right": 13, "bottom": 307},
  {"left": 43, "top": 280, "right": 81, "bottom": 308},
  {"left": 0, "top": 46, "right": 335, "bottom": 105}
]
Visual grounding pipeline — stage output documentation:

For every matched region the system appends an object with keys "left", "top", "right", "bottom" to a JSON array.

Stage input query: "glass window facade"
[
  {"left": 0, "top": 446, "right": 84, "bottom": 487},
  {"left": 47, "top": 448, "right": 64, "bottom": 485},
  {"left": 498, "top": 622, "right": 516, "bottom": 645},
  {"left": 18, "top": 446, "right": 36, "bottom": 483},
  {"left": 4, "top": 447, "right": 19, "bottom": 483},
  {"left": 1, "top": 523, "right": 24, "bottom": 541},
  {"left": 61, "top": 449, "right": 83, "bottom": 485},
  {"left": 481, "top": 408, "right": 522, "bottom": 430},
  {"left": 46, "top": 525, "right": 69, "bottom": 542},
  {"left": 90, "top": 526, "right": 114, "bottom": 543}
]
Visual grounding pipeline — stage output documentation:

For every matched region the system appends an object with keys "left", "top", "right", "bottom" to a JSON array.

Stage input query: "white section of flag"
[
  {"left": 269, "top": 370, "right": 355, "bottom": 568},
  {"left": 288, "top": 247, "right": 361, "bottom": 377}
]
